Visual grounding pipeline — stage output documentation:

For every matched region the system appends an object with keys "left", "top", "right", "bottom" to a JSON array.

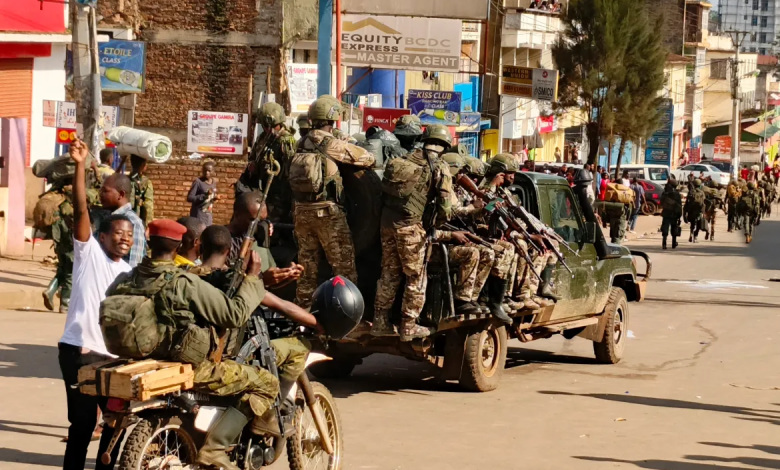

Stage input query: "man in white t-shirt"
[{"left": 58, "top": 139, "right": 133, "bottom": 470}]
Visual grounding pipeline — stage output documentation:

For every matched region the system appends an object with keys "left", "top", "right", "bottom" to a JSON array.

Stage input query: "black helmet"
[
  {"left": 310, "top": 276, "right": 364, "bottom": 339},
  {"left": 573, "top": 168, "right": 593, "bottom": 186}
]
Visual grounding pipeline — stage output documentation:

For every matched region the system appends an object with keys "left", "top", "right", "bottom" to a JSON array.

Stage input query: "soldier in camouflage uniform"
[
  {"left": 393, "top": 114, "right": 424, "bottom": 152},
  {"left": 739, "top": 181, "right": 761, "bottom": 243},
  {"left": 371, "top": 125, "right": 454, "bottom": 340},
  {"left": 104, "top": 220, "right": 314, "bottom": 470},
  {"left": 725, "top": 180, "right": 742, "bottom": 232},
  {"left": 684, "top": 178, "right": 706, "bottom": 243},
  {"left": 237, "top": 102, "right": 298, "bottom": 224},
  {"left": 292, "top": 95, "right": 375, "bottom": 308},
  {"left": 296, "top": 113, "right": 311, "bottom": 147},
  {"left": 702, "top": 180, "right": 723, "bottom": 241},
  {"left": 128, "top": 154, "right": 154, "bottom": 226},
  {"left": 660, "top": 179, "right": 683, "bottom": 249}
]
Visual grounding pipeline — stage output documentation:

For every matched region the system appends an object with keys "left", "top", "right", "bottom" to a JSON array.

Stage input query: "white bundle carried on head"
[{"left": 107, "top": 126, "right": 172, "bottom": 163}]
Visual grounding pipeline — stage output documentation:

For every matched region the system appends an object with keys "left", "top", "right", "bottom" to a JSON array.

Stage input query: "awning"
[{"left": 744, "top": 121, "right": 780, "bottom": 138}]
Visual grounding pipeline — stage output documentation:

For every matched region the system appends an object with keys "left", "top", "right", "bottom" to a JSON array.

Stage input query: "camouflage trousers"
[
  {"left": 704, "top": 209, "right": 716, "bottom": 238},
  {"left": 744, "top": 212, "right": 757, "bottom": 237},
  {"left": 448, "top": 245, "right": 481, "bottom": 302},
  {"left": 727, "top": 201, "right": 740, "bottom": 231},
  {"left": 294, "top": 204, "right": 358, "bottom": 308},
  {"left": 505, "top": 240, "right": 528, "bottom": 298},
  {"left": 272, "top": 336, "right": 311, "bottom": 385},
  {"left": 528, "top": 240, "right": 559, "bottom": 294},
  {"left": 472, "top": 245, "right": 496, "bottom": 302},
  {"left": 491, "top": 240, "right": 515, "bottom": 279},
  {"left": 51, "top": 218, "right": 73, "bottom": 299},
  {"left": 193, "top": 359, "right": 279, "bottom": 418},
  {"left": 375, "top": 224, "right": 427, "bottom": 321}
]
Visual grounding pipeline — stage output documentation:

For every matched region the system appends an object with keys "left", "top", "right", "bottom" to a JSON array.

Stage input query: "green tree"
[
  {"left": 553, "top": 0, "right": 664, "bottom": 167},
  {"left": 613, "top": 13, "right": 667, "bottom": 177}
]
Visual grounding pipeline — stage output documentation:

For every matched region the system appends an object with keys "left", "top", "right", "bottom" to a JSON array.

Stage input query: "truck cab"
[{"left": 310, "top": 170, "right": 651, "bottom": 392}]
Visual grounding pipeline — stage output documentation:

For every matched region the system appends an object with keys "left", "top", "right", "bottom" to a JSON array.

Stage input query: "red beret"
[{"left": 148, "top": 219, "right": 187, "bottom": 241}]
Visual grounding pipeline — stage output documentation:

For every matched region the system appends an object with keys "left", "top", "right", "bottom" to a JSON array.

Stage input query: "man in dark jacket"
[{"left": 660, "top": 180, "right": 683, "bottom": 249}]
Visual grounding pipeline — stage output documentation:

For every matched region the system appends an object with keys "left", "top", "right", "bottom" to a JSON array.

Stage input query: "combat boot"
[
  {"left": 662, "top": 238, "right": 667, "bottom": 250},
  {"left": 704, "top": 232, "right": 709, "bottom": 241},
  {"left": 399, "top": 318, "right": 431, "bottom": 342},
  {"left": 455, "top": 299, "right": 483, "bottom": 316},
  {"left": 42, "top": 277, "right": 58, "bottom": 311},
  {"left": 370, "top": 310, "right": 396, "bottom": 337},
  {"left": 486, "top": 277, "right": 512, "bottom": 325},
  {"left": 197, "top": 407, "right": 249, "bottom": 470},
  {"left": 523, "top": 295, "right": 541, "bottom": 310},
  {"left": 538, "top": 266, "right": 559, "bottom": 301},
  {"left": 59, "top": 296, "right": 70, "bottom": 314},
  {"left": 672, "top": 240, "right": 679, "bottom": 249}
]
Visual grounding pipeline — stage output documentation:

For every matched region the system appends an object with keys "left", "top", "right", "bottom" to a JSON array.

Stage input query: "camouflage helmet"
[
  {"left": 309, "top": 95, "right": 342, "bottom": 122},
  {"left": 422, "top": 124, "right": 453, "bottom": 147},
  {"left": 455, "top": 143, "right": 469, "bottom": 157},
  {"left": 693, "top": 178, "right": 703, "bottom": 188},
  {"left": 748, "top": 181, "right": 757, "bottom": 190},
  {"left": 296, "top": 113, "right": 311, "bottom": 130},
  {"left": 257, "top": 102, "right": 286, "bottom": 128},
  {"left": 667, "top": 179, "right": 679, "bottom": 188},
  {"left": 488, "top": 153, "right": 520, "bottom": 174},
  {"left": 442, "top": 152, "right": 466, "bottom": 171},
  {"left": 463, "top": 156, "right": 488, "bottom": 177},
  {"left": 393, "top": 114, "right": 423, "bottom": 137}
]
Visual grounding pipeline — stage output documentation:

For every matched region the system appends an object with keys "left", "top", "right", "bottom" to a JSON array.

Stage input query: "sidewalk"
[{"left": 0, "top": 239, "right": 57, "bottom": 311}]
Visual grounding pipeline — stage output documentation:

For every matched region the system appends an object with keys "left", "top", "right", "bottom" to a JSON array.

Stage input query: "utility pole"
[
  {"left": 69, "top": 0, "right": 103, "bottom": 159},
  {"left": 727, "top": 30, "right": 751, "bottom": 180}
]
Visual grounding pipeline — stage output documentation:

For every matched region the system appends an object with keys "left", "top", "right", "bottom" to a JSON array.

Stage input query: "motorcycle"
[{"left": 101, "top": 309, "right": 343, "bottom": 470}]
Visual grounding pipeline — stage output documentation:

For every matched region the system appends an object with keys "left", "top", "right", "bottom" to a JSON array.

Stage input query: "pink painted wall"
[{"left": 0, "top": 118, "right": 27, "bottom": 256}]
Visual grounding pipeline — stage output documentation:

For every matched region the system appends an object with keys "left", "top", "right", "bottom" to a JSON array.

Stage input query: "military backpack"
[
  {"left": 381, "top": 150, "right": 434, "bottom": 220},
  {"left": 100, "top": 269, "right": 212, "bottom": 365},
  {"left": 289, "top": 135, "right": 343, "bottom": 202}
]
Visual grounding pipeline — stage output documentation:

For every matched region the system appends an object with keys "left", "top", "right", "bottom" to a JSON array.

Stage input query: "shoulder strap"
[{"left": 305, "top": 134, "right": 341, "bottom": 167}]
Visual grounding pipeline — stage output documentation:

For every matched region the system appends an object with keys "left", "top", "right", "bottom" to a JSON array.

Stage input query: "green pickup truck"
[{"left": 310, "top": 170, "right": 651, "bottom": 392}]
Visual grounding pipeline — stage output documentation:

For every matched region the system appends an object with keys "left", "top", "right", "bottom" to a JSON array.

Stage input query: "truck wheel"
[
  {"left": 593, "top": 287, "right": 629, "bottom": 364},
  {"left": 642, "top": 200, "right": 658, "bottom": 216},
  {"left": 308, "top": 357, "right": 360, "bottom": 380},
  {"left": 459, "top": 325, "right": 508, "bottom": 392}
]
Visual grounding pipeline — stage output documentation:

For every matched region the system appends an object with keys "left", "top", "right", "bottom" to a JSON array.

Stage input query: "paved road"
[{"left": 1, "top": 213, "right": 780, "bottom": 469}]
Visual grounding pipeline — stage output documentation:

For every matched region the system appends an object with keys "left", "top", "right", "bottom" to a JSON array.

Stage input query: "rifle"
[
  {"left": 499, "top": 186, "right": 577, "bottom": 256},
  {"left": 442, "top": 222, "right": 543, "bottom": 284},
  {"left": 208, "top": 150, "right": 281, "bottom": 364},
  {"left": 455, "top": 174, "right": 544, "bottom": 254}
]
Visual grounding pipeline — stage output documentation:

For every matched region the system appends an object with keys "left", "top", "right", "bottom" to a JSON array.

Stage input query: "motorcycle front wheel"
[
  {"left": 117, "top": 415, "right": 199, "bottom": 470},
  {"left": 287, "top": 381, "right": 343, "bottom": 470}
]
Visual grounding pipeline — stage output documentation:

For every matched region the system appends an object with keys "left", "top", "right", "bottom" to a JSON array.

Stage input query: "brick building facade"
[{"left": 96, "top": 0, "right": 299, "bottom": 222}]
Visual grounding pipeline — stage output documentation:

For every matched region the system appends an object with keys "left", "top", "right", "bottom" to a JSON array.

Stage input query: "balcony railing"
[{"left": 504, "top": 0, "right": 565, "bottom": 14}]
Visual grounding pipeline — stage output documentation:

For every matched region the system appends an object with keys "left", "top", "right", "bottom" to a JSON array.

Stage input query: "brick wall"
[{"left": 147, "top": 158, "right": 246, "bottom": 225}]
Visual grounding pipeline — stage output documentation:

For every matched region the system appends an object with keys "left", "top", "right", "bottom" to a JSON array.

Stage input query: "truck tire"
[
  {"left": 459, "top": 324, "right": 508, "bottom": 392},
  {"left": 593, "top": 287, "right": 629, "bottom": 364}
]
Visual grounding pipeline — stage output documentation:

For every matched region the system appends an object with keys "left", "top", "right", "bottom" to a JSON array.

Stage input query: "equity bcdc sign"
[{"left": 335, "top": 14, "right": 462, "bottom": 73}]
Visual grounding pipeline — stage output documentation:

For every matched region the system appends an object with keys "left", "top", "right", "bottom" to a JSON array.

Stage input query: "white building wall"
[
  {"left": 30, "top": 44, "right": 66, "bottom": 165},
  {"left": 718, "top": 0, "right": 779, "bottom": 54}
]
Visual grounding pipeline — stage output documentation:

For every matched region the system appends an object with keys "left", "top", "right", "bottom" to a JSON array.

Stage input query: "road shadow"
[
  {"left": 0, "top": 419, "right": 67, "bottom": 440},
  {"left": 538, "top": 391, "right": 780, "bottom": 421},
  {"left": 317, "top": 353, "right": 461, "bottom": 399},
  {"left": 699, "top": 442, "right": 780, "bottom": 456},
  {"left": 0, "top": 275, "right": 47, "bottom": 289},
  {"left": 505, "top": 346, "right": 597, "bottom": 370},
  {"left": 0, "top": 343, "right": 61, "bottom": 379},
  {"left": 0, "top": 447, "right": 95, "bottom": 468},
  {"left": 645, "top": 296, "right": 780, "bottom": 310},
  {"left": 574, "top": 456, "right": 769, "bottom": 470},
  {"left": 0, "top": 269, "right": 52, "bottom": 282}
]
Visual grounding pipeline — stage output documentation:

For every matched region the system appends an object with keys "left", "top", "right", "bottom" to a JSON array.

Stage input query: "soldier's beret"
[{"left": 149, "top": 219, "right": 187, "bottom": 241}]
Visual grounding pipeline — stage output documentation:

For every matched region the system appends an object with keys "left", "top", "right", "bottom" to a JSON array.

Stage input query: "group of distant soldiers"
[
  {"left": 34, "top": 149, "right": 154, "bottom": 312},
  {"left": 659, "top": 173, "right": 776, "bottom": 248},
  {"left": 242, "top": 95, "right": 566, "bottom": 341}
]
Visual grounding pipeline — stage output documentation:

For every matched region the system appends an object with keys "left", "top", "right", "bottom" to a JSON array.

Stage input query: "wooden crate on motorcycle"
[{"left": 78, "top": 359, "right": 195, "bottom": 401}]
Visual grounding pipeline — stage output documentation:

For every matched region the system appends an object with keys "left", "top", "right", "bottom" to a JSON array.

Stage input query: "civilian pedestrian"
[
  {"left": 96, "top": 165, "right": 146, "bottom": 267},
  {"left": 187, "top": 161, "right": 218, "bottom": 226},
  {"left": 599, "top": 171, "right": 609, "bottom": 201},
  {"left": 175, "top": 216, "right": 206, "bottom": 267},
  {"left": 554, "top": 147, "right": 562, "bottom": 163},
  {"left": 58, "top": 139, "right": 133, "bottom": 470},
  {"left": 629, "top": 177, "right": 646, "bottom": 233}
]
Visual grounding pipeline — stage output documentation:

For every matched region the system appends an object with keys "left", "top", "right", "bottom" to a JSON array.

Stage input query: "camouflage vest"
[
  {"left": 381, "top": 149, "right": 434, "bottom": 221},
  {"left": 100, "top": 268, "right": 211, "bottom": 365}
]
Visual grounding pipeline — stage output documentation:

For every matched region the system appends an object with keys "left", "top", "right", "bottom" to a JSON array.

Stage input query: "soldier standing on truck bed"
[
  {"left": 393, "top": 114, "right": 424, "bottom": 153},
  {"left": 290, "top": 95, "right": 375, "bottom": 309},
  {"left": 371, "top": 124, "right": 454, "bottom": 340}
]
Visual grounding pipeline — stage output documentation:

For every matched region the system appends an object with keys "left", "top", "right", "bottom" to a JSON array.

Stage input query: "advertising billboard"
[
  {"left": 287, "top": 63, "right": 318, "bottom": 113},
  {"left": 98, "top": 39, "right": 147, "bottom": 93},
  {"left": 187, "top": 111, "right": 249, "bottom": 155},
  {"left": 362, "top": 107, "right": 411, "bottom": 132},
  {"left": 337, "top": 15, "right": 462, "bottom": 73},
  {"left": 645, "top": 99, "right": 674, "bottom": 165},
  {"left": 502, "top": 65, "right": 559, "bottom": 102},
  {"left": 407, "top": 90, "right": 462, "bottom": 126}
]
